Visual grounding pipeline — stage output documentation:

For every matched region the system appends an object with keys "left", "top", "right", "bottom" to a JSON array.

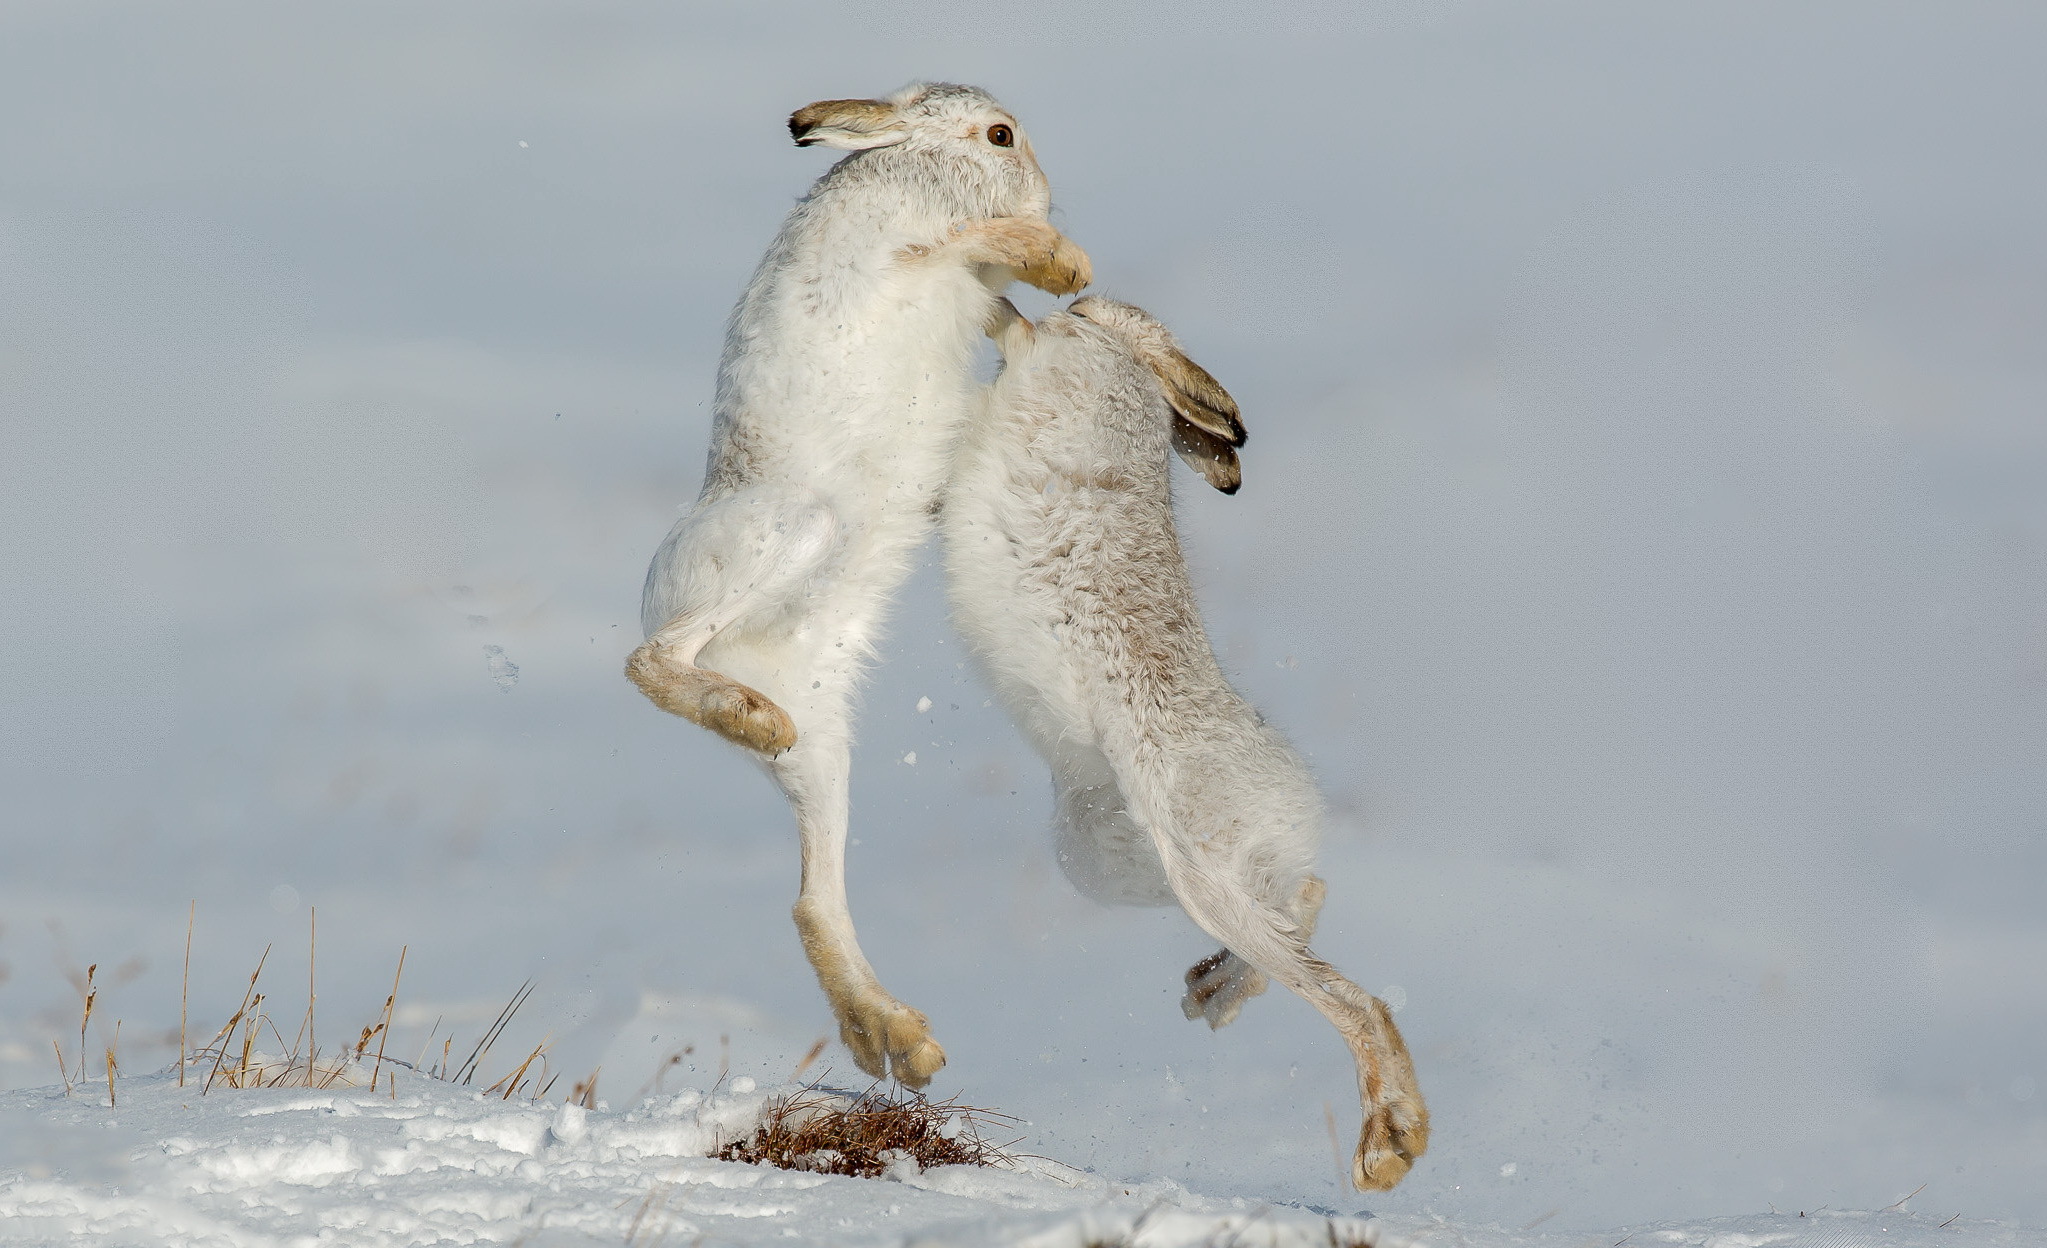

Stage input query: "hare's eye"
[{"left": 986, "top": 124, "right": 1014, "bottom": 148}]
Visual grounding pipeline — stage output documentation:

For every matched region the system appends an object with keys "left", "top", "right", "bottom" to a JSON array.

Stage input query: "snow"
[
  {"left": 483, "top": 646, "right": 521, "bottom": 693},
  {"left": 0, "top": 1071, "right": 1399, "bottom": 1247},
  {"left": 5, "top": 1072, "right": 2029, "bottom": 1248}
]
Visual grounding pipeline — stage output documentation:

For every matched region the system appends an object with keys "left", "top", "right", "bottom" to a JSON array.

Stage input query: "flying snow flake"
[
  {"left": 1382, "top": 984, "right": 1408, "bottom": 1012},
  {"left": 915, "top": 696, "right": 933, "bottom": 714},
  {"left": 518, "top": 140, "right": 528, "bottom": 148},
  {"left": 1500, "top": 1162, "right": 1519, "bottom": 1177},
  {"left": 902, "top": 751, "right": 917, "bottom": 765},
  {"left": 483, "top": 645, "right": 520, "bottom": 692}
]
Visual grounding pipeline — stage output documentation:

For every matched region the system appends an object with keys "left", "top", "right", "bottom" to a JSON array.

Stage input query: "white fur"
[
  {"left": 942, "top": 297, "right": 1430, "bottom": 1190},
  {"left": 630, "top": 84, "right": 1087, "bottom": 1089}
]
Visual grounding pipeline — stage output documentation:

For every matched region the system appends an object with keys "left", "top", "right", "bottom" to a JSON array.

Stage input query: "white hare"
[
  {"left": 942, "top": 297, "right": 1429, "bottom": 1190},
  {"left": 627, "top": 83, "right": 1090, "bottom": 1089}
]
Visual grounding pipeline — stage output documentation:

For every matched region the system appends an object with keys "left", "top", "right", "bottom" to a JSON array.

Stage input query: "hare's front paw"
[
  {"left": 834, "top": 992, "right": 947, "bottom": 1090},
  {"left": 955, "top": 217, "right": 1092, "bottom": 296},
  {"left": 1181, "top": 947, "right": 1269, "bottom": 1028}
]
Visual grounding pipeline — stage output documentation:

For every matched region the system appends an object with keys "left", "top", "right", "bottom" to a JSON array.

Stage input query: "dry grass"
[
  {"left": 715, "top": 1082, "right": 1020, "bottom": 1178},
  {"left": 188, "top": 947, "right": 556, "bottom": 1099},
  {"left": 55, "top": 907, "right": 570, "bottom": 1104}
]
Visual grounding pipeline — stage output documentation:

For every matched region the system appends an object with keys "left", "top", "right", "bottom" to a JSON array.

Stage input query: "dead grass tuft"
[
  {"left": 716, "top": 1082, "right": 1019, "bottom": 1178},
  {"left": 188, "top": 954, "right": 554, "bottom": 1098},
  {"left": 50, "top": 909, "right": 588, "bottom": 1108}
]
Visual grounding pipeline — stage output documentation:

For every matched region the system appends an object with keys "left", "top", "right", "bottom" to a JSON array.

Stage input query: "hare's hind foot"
[
  {"left": 625, "top": 642, "right": 797, "bottom": 755},
  {"left": 1354, "top": 1080, "right": 1429, "bottom": 1190},
  {"left": 793, "top": 896, "right": 948, "bottom": 1089},
  {"left": 1345, "top": 993, "right": 1429, "bottom": 1191},
  {"left": 833, "top": 993, "right": 948, "bottom": 1090},
  {"left": 1182, "top": 949, "right": 1269, "bottom": 1028},
  {"left": 948, "top": 217, "right": 1091, "bottom": 296}
]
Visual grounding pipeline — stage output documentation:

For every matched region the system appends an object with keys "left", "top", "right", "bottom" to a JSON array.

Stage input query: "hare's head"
[
  {"left": 1065, "top": 296, "right": 1247, "bottom": 494},
  {"left": 789, "top": 83, "right": 1051, "bottom": 220}
]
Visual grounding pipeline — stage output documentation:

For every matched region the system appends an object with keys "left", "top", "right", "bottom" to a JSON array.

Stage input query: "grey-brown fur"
[{"left": 942, "top": 296, "right": 1428, "bottom": 1190}]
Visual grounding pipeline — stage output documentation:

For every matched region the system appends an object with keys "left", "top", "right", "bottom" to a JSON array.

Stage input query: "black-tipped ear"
[
  {"left": 788, "top": 99, "right": 908, "bottom": 150},
  {"left": 1172, "top": 417, "right": 1243, "bottom": 494},
  {"left": 1157, "top": 357, "right": 1245, "bottom": 449}
]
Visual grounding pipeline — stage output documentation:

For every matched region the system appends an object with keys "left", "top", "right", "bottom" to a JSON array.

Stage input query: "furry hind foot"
[
  {"left": 1354, "top": 1081, "right": 1429, "bottom": 1190},
  {"left": 1182, "top": 948, "right": 1268, "bottom": 1028},
  {"left": 1348, "top": 995, "right": 1429, "bottom": 1191},
  {"left": 834, "top": 992, "right": 947, "bottom": 1090},
  {"left": 625, "top": 642, "right": 797, "bottom": 755}
]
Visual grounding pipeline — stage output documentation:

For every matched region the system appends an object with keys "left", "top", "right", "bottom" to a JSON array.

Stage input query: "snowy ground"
[
  {"left": 5, "top": 1070, "right": 2034, "bottom": 1248},
  {"left": 4, "top": 2, "right": 2045, "bottom": 1246}
]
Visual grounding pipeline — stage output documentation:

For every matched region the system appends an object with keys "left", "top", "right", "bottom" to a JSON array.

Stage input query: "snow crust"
[
  {"left": 8, "top": 1071, "right": 2032, "bottom": 1248},
  {"left": 1, "top": 1072, "right": 1409, "bottom": 1247}
]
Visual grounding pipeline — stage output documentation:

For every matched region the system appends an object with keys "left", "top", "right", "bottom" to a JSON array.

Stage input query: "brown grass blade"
[
  {"left": 455, "top": 980, "right": 533, "bottom": 1086},
  {"left": 204, "top": 945, "right": 270, "bottom": 1093},
  {"left": 790, "top": 1036, "right": 828, "bottom": 1082},
  {"left": 179, "top": 901, "right": 194, "bottom": 1088},
  {"left": 369, "top": 945, "right": 405, "bottom": 1097}
]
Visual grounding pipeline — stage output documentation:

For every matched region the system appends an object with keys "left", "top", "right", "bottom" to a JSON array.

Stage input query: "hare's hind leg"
[
  {"left": 1152, "top": 846, "right": 1427, "bottom": 1189},
  {"left": 626, "top": 646, "right": 796, "bottom": 755},
  {"left": 628, "top": 486, "right": 836, "bottom": 755},
  {"left": 1182, "top": 874, "right": 1325, "bottom": 1028},
  {"left": 777, "top": 722, "right": 947, "bottom": 1089},
  {"left": 1309, "top": 962, "right": 1428, "bottom": 1191}
]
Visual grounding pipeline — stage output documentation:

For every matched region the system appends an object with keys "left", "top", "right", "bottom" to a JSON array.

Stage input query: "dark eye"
[{"left": 986, "top": 123, "right": 1014, "bottom": 148}]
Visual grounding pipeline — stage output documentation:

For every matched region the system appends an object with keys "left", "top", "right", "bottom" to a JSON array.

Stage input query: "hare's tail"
[{"left": 1108, "top": 737, "right": 1430, "bottom": 1191}]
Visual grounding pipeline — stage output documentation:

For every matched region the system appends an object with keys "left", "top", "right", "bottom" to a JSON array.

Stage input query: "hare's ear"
[
  {"left": 789, "top": 99, "right": 908, "bottom": 150},
  {"left": 1172, "top": 417, "right": 1243, "bottom": 494},
  {"left": 1149, "top": 346, "right": 1244, "bottom": 494},
  {"left": 1068, "top": 296, "right": 1245, "bottom": 492},
  {"left": 1149, "top": 349, "right": 1245, "bottom": 450}
]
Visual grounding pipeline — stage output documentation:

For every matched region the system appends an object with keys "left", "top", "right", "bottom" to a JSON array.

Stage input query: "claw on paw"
[
  {"left": 1018, "top": 233, "right": 1091, "bottom": 296},
  {"left": 956, "top": 217, "right": 1092, "bottom": 297},
  {"left": 835, "top": 997, "right": 947, "bottom": 1090},
  {"left": 1353, "top": 1097, "right": 1430, "bottom": 1191}
]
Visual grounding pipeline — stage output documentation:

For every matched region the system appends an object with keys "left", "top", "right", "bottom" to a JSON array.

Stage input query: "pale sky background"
[{"left": 3, "top": 1, "right": 2043, "bottom": 1232}]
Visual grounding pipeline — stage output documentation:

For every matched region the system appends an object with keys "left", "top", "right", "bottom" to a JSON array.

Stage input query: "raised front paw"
[
  {"left": 954, "top": 217, "right": 1092, "bottom": 296},
  {"left": 1181, "top": 948, "right": 1269, "bottom": 1029},
  {"left": 834, "top": 993, "right": 947, "bottom": 1090},
  {"left": 1022, "top": 228, "right": 1092, "bottom": 296}
]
